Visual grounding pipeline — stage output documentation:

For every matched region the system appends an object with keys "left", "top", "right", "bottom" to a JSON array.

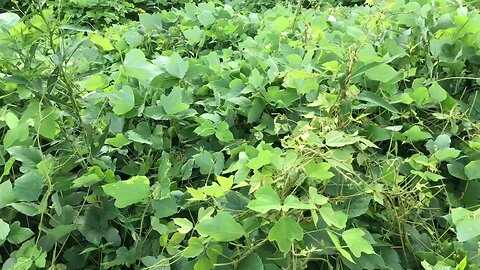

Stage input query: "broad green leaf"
[
  {"left": 124, "top": 49, "right": 162, "bottom": 81},
  {"left": 109, "top": 86, "right": 135, "bottom": 115},
  {"left": 10, "top": 202, "right": 39, "bottom": 216},
  {"left": 6, "top": 221, "right": 33, "bottom": 244},
  {"left": 165, "top": 53, "right": 189, "bottom": 79},
  {"left": 152, "top": 197, "right": 177, "bottom": 218},
  {"left": 198, "top": 10, "right": 216, "bottom": 27},
  {"left": 365, "top": 64, "right": 398, "bottom": 82},
  {"left": 248, "top": 69, "right": 264, "bottom": 89},
  {"left": 183, "top": 26, "right": 204, "bottom": 45},
  {"left": 194, "top": 120, "right": 216, "bottom": 137},
  {"left": 196, "top": 211, "right": 245, "bottom": 241},
  {"left": 0, "top": 181, "right": 14, "bottom": 209},
  {"left": 327, "top": 230, "right": 354, "bottom": 263},
  {"left": 451, "top": 208, "right": 480, "bottom": 242},
  {"left": 195, "top": 256, "right": 213, "bottom": 270},
  {"left": 246, "top": 149, "right": 271, "bottom": 170},
  {"left": 304, "top": 160, "right": 334, "bottom": 181},
  {"left": 125, "top": 30, "right": 143, "bottom": 47},
  {"left": 267, "top": 216, "right": 304, "bottom": 253},
  {"left": 319, "top": 204, "right": 348, "bottom": 229},
  {"left": 402, "top": 125, "right": 432, "bottom": 142},
  {"left": 428, "top": 82, "right": 448, "bottom": 103},
  {"left": 183, "top": 237, "right": 204, "bottom": 258},
  {"left": 358, "top": 91, "right": 399, "bottom": 113},
  {"left": 72, "top": 172, "right": 101, "bottom": 188},
  {"left": 0, "top": 218, "right": 9, "bottom": 242},
  {"left": 342, "top": 228, "right": 375, "bottom": 257},
  {"left": 248, "top": 98, "right": 265, "bottom": 123},
  {"left": 465, "top": 160, "right": 480, "bottom": 180},
  {"left": 34, "top": 107, "right": 60, "bottom": 139},
  {"left": 433, "top": 148, "right": 460, "bottom": 161},
  {"left": 139, "top": 13, "right": 162, "bottom": 33},
  {"left": 13, "top": 170, "right": 45, "bottom": 202},
  {"left": 161, "top": 88, "right": 189, "bottom": 115},
  {"left": 102, "top": 176, "right": 150, "bottom": 208},
  {"left": 282, "top": 195, "right": 311, "bottom": 211},
  {"left": 238, "top": 254, "right": 264, "bottom": 270},
  {"left": 215, "top": 122, "right": 234, "bottom": 142},
  {"left": 105, "top": 134, "right": 130, "bottom": 148},
  {"left": 0, "top": 12, "right": 20, "bottom": 29},
  {"left": 247, "top": 187, "right": 282, "bottom": 213},
  {"left": 325, "top": 131, "right": 360, "bottom": 147},
  {"left": 89, "top": 33, "right": 114, "bottom": 51},
  {"left": 173, "top": 218, "right": 194, "bottom": 234},
  {"left": 4, "top": 123, "right": 29, "bottom": 148},
  {"left": 195, "top": 150, "right": 214, "bottom": 175}
]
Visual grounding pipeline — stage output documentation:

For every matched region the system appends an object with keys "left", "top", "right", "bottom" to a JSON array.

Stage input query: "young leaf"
[
  {"left": 183, "top": 26, "right": 204, "bottom": 45},
  {"left": 267, "top": 216, "right": 304, "bottom": 253},
  {"left": 196, "top": 211, "right": 245, "bottom": 241},
  {"left": 342, "top": 228, "right": 375, "bottom": 257},
  {"left": 102, "top": 176, "right": 150, "bottom": 208},
  {"left": 247, "top": 187, "right": 282, "bottom": 213},
  {"left": 428, "top": 82, "right": 448, "bottom": 103}
]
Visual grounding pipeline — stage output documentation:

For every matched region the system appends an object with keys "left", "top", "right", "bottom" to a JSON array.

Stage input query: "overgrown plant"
[{"left": 0, "top": 0, "right": 480, "bottom": 269}]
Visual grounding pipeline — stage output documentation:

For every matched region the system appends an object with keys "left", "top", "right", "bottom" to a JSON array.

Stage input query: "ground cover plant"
[{"left": 0, "top": 0, "right": 480, "bottom": 269}]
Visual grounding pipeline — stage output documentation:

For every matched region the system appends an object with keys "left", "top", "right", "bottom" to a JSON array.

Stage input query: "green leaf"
[
  {"left": 282, "top": 195, "right": 311, "bottom": 211},
  {"left": 34, "top": 107, "right": 60, "bottom": 139},
  {"left": 102, "top": 176, "right": 150, "bottom": 208},
  {"left": 194, "top": 120, "right": 216, "bottom": 137},
  {"left": 247, "top": 187, "right": 282, "bottom": 213},
  {"left": 13, "top": 170, "right": 45, "bottom": 202},
  {"left": 365, "top": 64, "right": 398, "bottom": 82},
  {"left": 198, "top": 10, "right": 216, "bottom": 27},
  {"left": 451, "top": 208, "right": 480, "bottom": 242},
  {"left": 0, "top": 181, "right": 14, "bottom": 209},
  {"left": 238, "top": 254, "right": 264, "bottom": 270},
  {"left": 215, "top": 122, "right": 234, "bottom": 142},
  {"left": 248, "top": 69, "right": 264, "bottom": 89},
  {"left": 109, "top": 86, "right": 135, "bottom": 115},
  {"left": 402, "top": 125, "right": 432, "bottom": 142},
  {"left": 246, "top": 149, "right": 271, "bottom": 170},
  {"left": 6, "top": 221, "right": 33, "bottom": 244},
  {"left": 0, "top": 218, "right": 10, "bottom": 242},
  {"left": 196, "top": 211, "right": 245, "bottom": 241},
  {"left": 139, "top": 13, "right": 162, "bottom": 33},
  {"left": 327, "top": 230, "right": 354, "bottom": 263},
  {"left": 358, "top": 91, "right": 399, "bottom": 113},
  {"left": 4, "top": 123, "right": 29, "bottom": 148},
  {"left": 325, "top": 131, "right": 360, "bottom": 147},
  {"left": 0, "top": 12, "right": 20, "bottom": 29},
  {"left": 105, "top": 134, "right": 130, "bottom": 148},
  {"left": 465, "top": 160, "right": 480, "bottom": 180},
  {"left": 183, "top": 237, "right": 204, "bottom": 258},
  {"left": 428, "top": 82, "right": 448, "bottom": 103},
  {"left": 183, "top": 26, "right": 204, "bottom": 45},
  {"left": 152, "top": 197, "right": 177, "bottom": 218},
  {"left": 123, "top": 49, "right": 162, "bottom": 81},
  {"left": 173, "top": 218, "right": 194, "bottom": 234},
  {"left": 247, "top": 98, "right": 265, "bottom": 123},
  {"left": 165, "top": 53, "right": 189, "bottom": 79},
  {"left": 267, "top": 216, "right": 304, "bottom": 254},
  {"left": 433, "top": 148, "right": 460, "bottom": 161},
  {"left": 304, "top": 160, "right": 334, "bottom": 181},
  {"left": 342, "top": 228, "right": 375, "bottom": 257},
  {"left": 161, "top": 88, "right": 189, "bottom": 115},
  {"left": 319, "top": 204, "right": 348, "bottom": 229}
]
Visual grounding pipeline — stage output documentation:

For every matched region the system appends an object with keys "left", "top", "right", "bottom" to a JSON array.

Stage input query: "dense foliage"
[{"left": 1, "top": 0, "right": 480, "bottom": 269}]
